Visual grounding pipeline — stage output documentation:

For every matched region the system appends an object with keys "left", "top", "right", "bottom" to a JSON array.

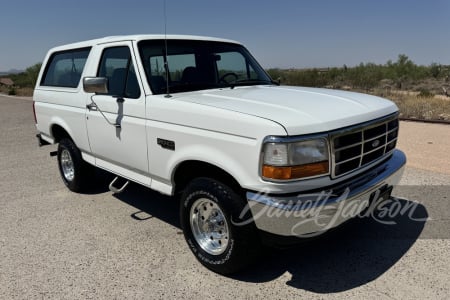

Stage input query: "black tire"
[
  {"left": 57, "top": 138, "right": 94, "bottom": 193},
  {"left": 180, "top": 177, "right": 261, "bottom": 274}
]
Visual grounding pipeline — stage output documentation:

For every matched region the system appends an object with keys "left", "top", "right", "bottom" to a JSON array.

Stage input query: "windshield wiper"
[
  {"left": 228, "top": 79, "right": 275, "bottom": 89},
  {"left": 158, "top": 83, "right": 220, "bottom": 94}
]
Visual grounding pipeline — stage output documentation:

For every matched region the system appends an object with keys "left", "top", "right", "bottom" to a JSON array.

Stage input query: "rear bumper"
[{"left": 246, "top": 150, "right": 406, "bottom": 237}]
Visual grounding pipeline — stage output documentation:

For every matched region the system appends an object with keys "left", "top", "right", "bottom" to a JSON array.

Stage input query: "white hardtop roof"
[{"left": 48, "top": 34, "right": 242, "bottom": 52}]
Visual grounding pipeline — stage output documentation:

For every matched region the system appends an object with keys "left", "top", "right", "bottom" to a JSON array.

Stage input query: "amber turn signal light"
[{"left": 262, "top": 161, "right": 329, "bottom": 180}]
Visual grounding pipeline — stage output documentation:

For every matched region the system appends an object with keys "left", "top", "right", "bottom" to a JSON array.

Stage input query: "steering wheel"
[{"left": 218, "top": 72, "right": 238, "bottom": 84}]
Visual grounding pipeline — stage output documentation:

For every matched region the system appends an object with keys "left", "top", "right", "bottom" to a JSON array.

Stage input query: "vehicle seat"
[
  {"left": 109, "top": 68, "right": 126, "bottom": 96},
  {"left": 125, "top": 70, "right": 140, "bottom": 98},
  {"left": 57, "top": 71, "right": 81, "bottom": 87},
  {"left": 150, "top": 75, "right": 167, "bottom": 94},
  {"left": 181, "top": 67, "right": 202, "bottom": 84}
]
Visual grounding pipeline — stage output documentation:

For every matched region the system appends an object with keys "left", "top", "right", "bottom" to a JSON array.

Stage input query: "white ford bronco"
[{"left": 34, "top": 35, "right": 406, "bottom": 274}]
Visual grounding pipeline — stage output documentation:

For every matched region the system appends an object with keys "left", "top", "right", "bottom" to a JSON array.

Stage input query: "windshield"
[{"left": 138, "top": 39, "right": 273, "bottom": 94}]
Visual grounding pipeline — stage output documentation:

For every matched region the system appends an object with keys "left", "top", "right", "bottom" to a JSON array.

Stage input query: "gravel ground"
[
  {"left": 0, "top": 95, "right": 449, "bottom": 299},
  {"left": 396, "top": 121, "right": 450, "bottom": 176}
]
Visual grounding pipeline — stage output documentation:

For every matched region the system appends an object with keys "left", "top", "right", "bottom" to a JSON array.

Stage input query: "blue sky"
[{"left": 1, "top": 0, "right": 449, "bottom": 71}]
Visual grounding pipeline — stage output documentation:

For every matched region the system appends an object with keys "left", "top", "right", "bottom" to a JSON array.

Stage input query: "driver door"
[{"left": 85, "top": 43, "right": 150, "bottom": 185}]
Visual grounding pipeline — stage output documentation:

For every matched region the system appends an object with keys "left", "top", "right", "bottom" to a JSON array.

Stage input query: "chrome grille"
[{"left": 331, "top": 115, "right": 399, "bottom": 177}]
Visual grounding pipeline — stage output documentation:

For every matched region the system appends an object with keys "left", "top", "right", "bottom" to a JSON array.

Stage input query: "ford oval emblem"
[{"left": 372, "top": 139, "right": 380, "bottom": 148}]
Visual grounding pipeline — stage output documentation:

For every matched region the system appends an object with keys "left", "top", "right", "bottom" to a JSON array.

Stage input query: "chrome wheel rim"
[
  {"left": 190, "top": 198, "right": 229, "bottom": 255},
  {"left": 60, "top": 149, "right": 75, "bottom": 182}
]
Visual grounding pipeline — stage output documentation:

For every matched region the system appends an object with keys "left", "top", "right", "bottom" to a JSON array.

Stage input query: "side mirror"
[{"left": 83, "top": 77, "right": 108, "bottom": 94}]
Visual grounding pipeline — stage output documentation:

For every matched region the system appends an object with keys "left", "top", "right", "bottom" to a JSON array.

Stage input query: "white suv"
[{"left": 34, "top": 35, "right": 406, "bottom": 274}]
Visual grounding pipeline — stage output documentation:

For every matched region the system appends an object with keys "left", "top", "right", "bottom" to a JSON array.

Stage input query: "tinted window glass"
[
  {"left": 216, "top": 51, "right": 258, "bottom": 80},
  {"left": 138, "top": 40, "right": 272, "bottom": 95},
  {"left": 150, "top": 54, "right": 195, "bottom": 81},
  {"left": 41, "top": 47, "right": 91, "bottom": 88},
  {"left": 97, "top": 46, "right": 140, "bottom": 99}
]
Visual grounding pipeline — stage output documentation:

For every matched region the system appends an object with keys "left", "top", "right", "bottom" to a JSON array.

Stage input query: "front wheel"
[
  {"left": 180, "top": 177, "right": 261, "bottom": 274},
  {"left": 57, "top": 138, "right": 94, "bottom": 193}
]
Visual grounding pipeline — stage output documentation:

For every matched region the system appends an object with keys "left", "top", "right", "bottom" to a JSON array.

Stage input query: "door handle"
[{"left": 86, "top": 103, "right": 98, "bottom": 111}]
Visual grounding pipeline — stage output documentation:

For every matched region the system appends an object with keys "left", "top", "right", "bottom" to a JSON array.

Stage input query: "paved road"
[{"left": 0, "top": 95, "right": 449, "bottom": 299}]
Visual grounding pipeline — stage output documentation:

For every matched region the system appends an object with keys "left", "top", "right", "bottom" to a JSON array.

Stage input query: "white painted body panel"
[
  {"left": 34, "top": 89, "right": 91, "bottom": 153},
  {"left": 144, "top": 94, "right": 286, "bottom": 193},
  {"left": 174, "top": 85, "right": 398, "bottom": 135}
]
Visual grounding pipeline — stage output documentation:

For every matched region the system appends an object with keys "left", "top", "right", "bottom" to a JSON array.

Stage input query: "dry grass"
[
  {"left": 0, "top": 87, "right": 33, "bottom": 97},
  {"left": 14, "top": 87, "right": 33, "bottom": 97},
  {"left": 352, "top": 88, "right": 450, "bottom": 121},
  {"left": 385, "top": 93, "right": 450, "bottom": 121}
]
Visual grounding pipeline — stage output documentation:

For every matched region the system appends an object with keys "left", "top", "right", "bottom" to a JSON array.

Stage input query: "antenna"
[{"left": 163, "top": 0, "right": 172, "bottom": 98}]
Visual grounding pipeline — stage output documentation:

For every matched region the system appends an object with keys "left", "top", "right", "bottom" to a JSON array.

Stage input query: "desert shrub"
[
  {"left": 429, "top": 63, "right": 441, "bottom": 78},
  {"left": 10, "top": 63, "right": 42, "bottom": 88},
  {"left": 417, "top": 89, "right": 434, "bottom": 98}
]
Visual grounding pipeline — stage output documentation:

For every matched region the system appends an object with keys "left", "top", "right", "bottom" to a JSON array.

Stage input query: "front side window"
[
  {"left": 138, "top": 40, "right": 272, "bottom": 95},
  {"left": 97, "top": 46, "right": 140, "bottom": 98},
  {"left": 41, "top": 47, "right": 91, "bottom": 88}
]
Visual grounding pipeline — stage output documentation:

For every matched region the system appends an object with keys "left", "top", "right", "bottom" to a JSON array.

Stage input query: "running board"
[{"left": 109, "top": 176, "right": 129, "bottom": 194}]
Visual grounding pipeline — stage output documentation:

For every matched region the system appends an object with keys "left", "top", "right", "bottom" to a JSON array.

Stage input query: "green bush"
[
  {"left": 429, "top": 63, "right": 441, "bottom": 78},
  {"left": 10, "top": 63, "right": 42, "bottom": 88},
  {"left": 266, "top": 54, "right": 442, "bottom": 91},
  {"left": 8, "top": 88, "right": 16, "bottom": 95},
  {"left": 417, "top": 89, "right": 434, "bottom": 98}
]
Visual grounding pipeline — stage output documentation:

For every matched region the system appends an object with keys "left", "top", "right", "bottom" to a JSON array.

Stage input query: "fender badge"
[{"left": 157, "top": 138, "right": 175, "bottom": 151}]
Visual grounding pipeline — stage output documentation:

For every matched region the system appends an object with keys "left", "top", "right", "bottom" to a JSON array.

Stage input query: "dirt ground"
[{"left": 397, "top": 121, "right": 450, "bottom": 175}]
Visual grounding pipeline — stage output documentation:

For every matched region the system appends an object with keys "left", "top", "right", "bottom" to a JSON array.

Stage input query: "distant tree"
[
  {"left": 394, "top": 54, "right": 414, "bottom": 78},
  {"left": 25, "top": 63, "right": 42, "bottom": 87},
  {"left": 266, "top": 54, "right": 439, "bottom": 91},
  {"left": 10, "top": 63, "right": 42, "bottom": 88},
  {"left": 430, "top": 63, "right": 441, "bottom": 78}
]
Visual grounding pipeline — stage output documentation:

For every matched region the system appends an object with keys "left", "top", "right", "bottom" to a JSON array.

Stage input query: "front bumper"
[{"left": 246, "top": 150, "right": 406, "bottom": 237}]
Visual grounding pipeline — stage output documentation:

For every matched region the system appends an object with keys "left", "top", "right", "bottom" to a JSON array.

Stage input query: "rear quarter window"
[{"left": 41, "top": 47, "right": 91, "bottom": 88}]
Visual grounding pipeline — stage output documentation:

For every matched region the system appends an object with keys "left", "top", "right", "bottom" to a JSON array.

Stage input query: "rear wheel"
[
  {"left": 180, "top": 177, "right": 261, "bottom": 274},
  {"left": 57, "top": 138, "right": 94, "bottom": 192}
]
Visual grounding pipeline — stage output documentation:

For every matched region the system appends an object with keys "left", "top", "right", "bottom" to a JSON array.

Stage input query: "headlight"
[{"left": 262, "top": 138, "right": 330, "bottom": 180}]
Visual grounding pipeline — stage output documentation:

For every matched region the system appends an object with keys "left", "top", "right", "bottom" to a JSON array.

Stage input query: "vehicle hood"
[{"left": 172, "top": 85, "right": 398, "bottom": 135}]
